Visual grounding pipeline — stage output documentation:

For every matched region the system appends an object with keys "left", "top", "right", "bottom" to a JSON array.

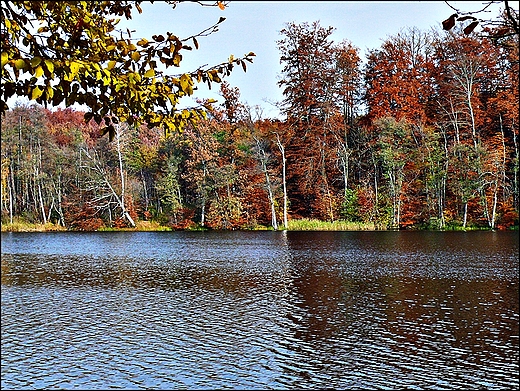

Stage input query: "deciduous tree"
[{"left": 1, "top": 1, "right": 255, "bottom": 137}]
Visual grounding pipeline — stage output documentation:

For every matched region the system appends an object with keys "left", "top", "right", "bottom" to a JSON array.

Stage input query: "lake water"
[{"left": 1, "top": 230, "right": 518, "bottom": 389}]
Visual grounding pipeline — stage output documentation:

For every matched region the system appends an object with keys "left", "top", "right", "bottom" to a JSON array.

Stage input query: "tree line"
[{"left": 1, "top": 17, "right": 518, "bottom": 230}]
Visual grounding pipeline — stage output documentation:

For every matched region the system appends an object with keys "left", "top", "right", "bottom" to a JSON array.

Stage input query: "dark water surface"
[{"left": 1, "top": 230, "right": 518, "bottom": 389}]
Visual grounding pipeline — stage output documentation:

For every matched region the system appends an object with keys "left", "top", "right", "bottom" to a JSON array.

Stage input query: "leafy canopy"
[{"left": 1, "top": 1, "right": 255, "bottom": 139}]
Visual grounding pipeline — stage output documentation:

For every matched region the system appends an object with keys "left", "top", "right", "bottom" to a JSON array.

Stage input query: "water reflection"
[{"left": 1, "top": 231, "right": 518, "bottom": 389}]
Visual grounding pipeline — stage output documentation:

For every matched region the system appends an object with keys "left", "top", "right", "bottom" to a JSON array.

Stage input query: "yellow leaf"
[
  {"left": 137, "top": 38, "right": 149, "bottom": 47},
  {"left": 180, "top": 74, "right": 192, "bottom": 92},
  {"left": 31, "top": 86, "right": 43, "bottom": 100},
  {"left": 131, "top": 51, "right": 141, "bottom": 62},
  {"left": 107, "top": 60, "right": 116, "bottom": 70},
  {"left": 173, "top": 53, "right": 182, "bottom": 66},
  {"left": 70, "top": 61, "right": 80, "bottom": 77},
  {"left": 144, "top": 68, "right": 155, "bottom": 78},
  {"left": 14, "top": 59, "right": 26, "bottom": 70},
  {"left": 44, "top": 60, "right": 54, "bottom": 74},
  {"left": 30, "top": 57, "right": 42, "bottom": 67},
  {"left": 167, "top": 93, "right": 177, "bottom": 105},
  {"left": 1, "top": 52, "right": 8, "bottom": 68},
  {"left": 34, "top": 65, "right": 44, "bottom": 78},
  {"left": 46, "top": 86, "right": 54, "bottom": 99}
]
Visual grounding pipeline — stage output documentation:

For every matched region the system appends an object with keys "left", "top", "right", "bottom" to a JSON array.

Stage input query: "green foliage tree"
[
  {"left": 374, "top": 117, "right": 415, "bottom": 229},
  {"left": 1, "top": 1, "right": 255, "bottom": 138},
  {"left": 156, "top": 153, "right": 184, "bottom": 221},
  {"left": 340, "top": 188, "right": 360, "bottom": 222}
]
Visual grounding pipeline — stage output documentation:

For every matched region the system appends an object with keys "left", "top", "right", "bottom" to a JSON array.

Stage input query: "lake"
[{"left": 1, "top": 230, "right": 518, "bottom": 389}]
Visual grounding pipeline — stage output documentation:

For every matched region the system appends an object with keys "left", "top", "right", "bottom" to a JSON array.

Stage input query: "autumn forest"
[{"left": 1, "top": 18, "right": 519, "bottom": 231}]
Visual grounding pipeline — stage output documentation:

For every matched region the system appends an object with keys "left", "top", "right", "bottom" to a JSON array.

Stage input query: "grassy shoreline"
[
  {"left": 1, "top": 221, "right": 68, "bottom": 232},
  {"left": 2, "top": 218, "right": 516, "bottom": 232}
]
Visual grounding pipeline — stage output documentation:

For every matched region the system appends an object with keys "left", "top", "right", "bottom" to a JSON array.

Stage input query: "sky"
[
  {"left": 115, "top": 0, "right": 507, "bottom": 119},
  {"left": 9, "top": 1, "right": 509, "bottom": 119}
]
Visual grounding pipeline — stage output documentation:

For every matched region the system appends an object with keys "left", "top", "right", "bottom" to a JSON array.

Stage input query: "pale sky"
[
  {"left": 9, "top": 1, "right": 509, "bottom": 119},
  {"left": 116, "top": 1, "right": 506, "bottom": 119}
]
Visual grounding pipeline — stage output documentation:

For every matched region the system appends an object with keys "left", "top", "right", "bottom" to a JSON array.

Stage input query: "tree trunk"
[
  {"left": 115, "top": 126, "right": 135, "bottom": 227},
  {"left": 255, "top": 137, "right": 278, "bottom": 230},
  {"left": 513, "top": 120, "right": 519, "bottom": 213},
  {"left": 373, "top": 162, "right": 379, "bottom": 228},
  {"left": 36, "top": 141, "right": 47, "bottom": 225},
  {"left": 275, "top": 133, "right": 288, "bottom": 229},
  {"left": 463, "top": 201, "right": 468, "bottom": 229},
  {"left": 491, "top": 183, "right": 498, "bottom": 230},
  {"left": 57, "top": 175, "right": 65, "bottom": 226},
  {"left": 8, "top": 160, "right": 14, "bottom": 224},
  {"left": 140, "top": 170, "right": 149, "bottom": 211}
]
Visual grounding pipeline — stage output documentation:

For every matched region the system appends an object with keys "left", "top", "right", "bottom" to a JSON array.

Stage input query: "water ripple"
[{"left": 2, "top": 231, "right": 518, "bottom": 389}]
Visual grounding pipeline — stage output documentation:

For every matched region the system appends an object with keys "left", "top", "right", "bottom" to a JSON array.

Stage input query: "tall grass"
[
  {"left": 6, "top": 217, "right": 506, "bottom": 232},
  {"left": 1, "top": 219, "right": 67, "bottom": 232},
  {"left": 285, "top": 219, "right": 379, "bottom": 231},
  {"left": 97, "top": 221, "right": 172, "bottom": 231},
  {"left": 1, "top": 218, "right": 173, "bottom": 232}
]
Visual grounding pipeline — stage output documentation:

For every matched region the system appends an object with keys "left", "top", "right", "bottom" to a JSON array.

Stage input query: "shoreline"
[{"left": 1, "top": 219, "right": 516, "bottom": 232}]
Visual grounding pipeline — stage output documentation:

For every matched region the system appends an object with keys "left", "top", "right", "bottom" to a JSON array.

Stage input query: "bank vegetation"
[{"left": 2, "top": 18, "right": 518, "bottom": 232}]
